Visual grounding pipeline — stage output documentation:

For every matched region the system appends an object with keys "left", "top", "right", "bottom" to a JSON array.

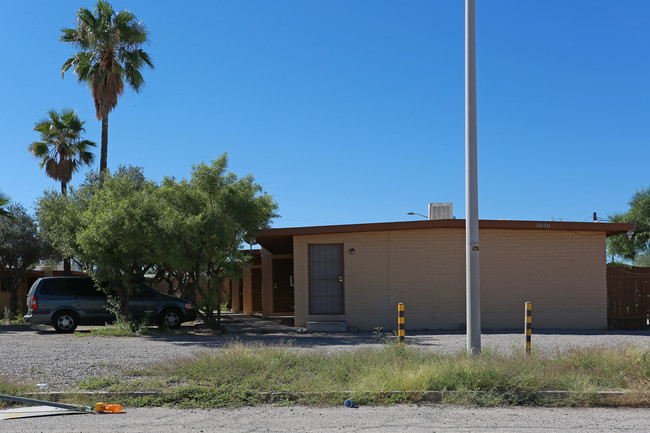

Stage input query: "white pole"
[{"left": 465, "top": 0, "right": 481, "bottom": 355}]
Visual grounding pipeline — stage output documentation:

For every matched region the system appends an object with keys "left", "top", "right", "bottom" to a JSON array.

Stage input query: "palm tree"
[
  {"left": 29, "top": 109, "right": 96, "bottom": 196},
  {"left": 60, "top": 0, "right": 154, "bottom": 172},
  {"left": 0, "top": 192, "right": 10, "bottom": 219}
]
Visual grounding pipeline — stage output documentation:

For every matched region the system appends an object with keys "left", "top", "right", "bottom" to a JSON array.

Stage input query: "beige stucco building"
[{"left": 253, "top": 219, "right": 633, "bottom": 330}]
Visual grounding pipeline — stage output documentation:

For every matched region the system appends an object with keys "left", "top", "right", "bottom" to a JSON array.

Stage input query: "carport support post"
[{"left": 466, "top": 0, "right": 481, "bottom": 356}]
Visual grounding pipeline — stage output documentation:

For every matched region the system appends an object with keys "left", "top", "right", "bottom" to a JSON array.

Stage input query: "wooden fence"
[{"left": 607, "top": 265, "right": 650, "bottom": 329}]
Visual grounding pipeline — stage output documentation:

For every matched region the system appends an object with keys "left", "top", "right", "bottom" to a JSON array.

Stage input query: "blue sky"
[{"left": 1, "top": 0, "right": 649, "bottom": 228}]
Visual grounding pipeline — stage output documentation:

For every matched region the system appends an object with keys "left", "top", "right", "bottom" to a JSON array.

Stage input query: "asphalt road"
[{"left": 2, "top": 405, "right": 649, "bottom": 433}]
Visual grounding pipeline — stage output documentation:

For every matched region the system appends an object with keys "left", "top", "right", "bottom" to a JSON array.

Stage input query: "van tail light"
[{"left": 30, "top": 296, "right": 38, "bottom": 310}]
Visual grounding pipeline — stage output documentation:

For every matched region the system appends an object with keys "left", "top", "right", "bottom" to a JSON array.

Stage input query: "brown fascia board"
[{"left": 256, "top": 219, "right": 636, "bottom": 254}]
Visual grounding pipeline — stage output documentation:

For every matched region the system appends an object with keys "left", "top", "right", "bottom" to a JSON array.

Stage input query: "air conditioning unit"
[{"left": 428, "top": 202, "right": 453, "bottom": 220}]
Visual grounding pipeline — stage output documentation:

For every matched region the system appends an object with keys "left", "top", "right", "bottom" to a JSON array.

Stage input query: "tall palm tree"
[
  {"left": 0, "top": 192, "right": 10, "bottom": 219},
  {"left": 29, "top": 109, "right": 96, "bottom": 196},
  {"left": 60, "top": 0, "right": 154, "bottom": 172}
]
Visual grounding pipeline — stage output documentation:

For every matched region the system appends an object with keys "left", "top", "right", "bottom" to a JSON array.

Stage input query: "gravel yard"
[{"left": 0, "top": 315, "right": 648, "bottom": 392}]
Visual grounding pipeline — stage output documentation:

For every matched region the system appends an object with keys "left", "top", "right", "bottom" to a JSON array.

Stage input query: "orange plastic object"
[{"left": 95, "top": 402, "right": 123, "bottom": 413}]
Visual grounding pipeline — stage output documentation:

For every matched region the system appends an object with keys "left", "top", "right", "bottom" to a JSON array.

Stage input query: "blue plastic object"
[{"left": 344, "top": 399, "right": 356, "bottom": 408}]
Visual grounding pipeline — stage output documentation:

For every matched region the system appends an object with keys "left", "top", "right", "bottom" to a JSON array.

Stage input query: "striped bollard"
[
  {"left": 525, "top": 302, "right": 532, "bottom": 355},
  {"left": 398, "top": 303, "right": 405, "bottom": 347}
]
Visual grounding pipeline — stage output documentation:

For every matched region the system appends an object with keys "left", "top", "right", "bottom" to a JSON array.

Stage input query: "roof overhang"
[{"left": 256, "top": 219, "right": 636, "bottom": 254}]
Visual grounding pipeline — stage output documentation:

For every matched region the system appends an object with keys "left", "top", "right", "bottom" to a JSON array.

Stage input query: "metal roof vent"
[{"left": 428, "top": 202, "right": 453, "bottom": 220}]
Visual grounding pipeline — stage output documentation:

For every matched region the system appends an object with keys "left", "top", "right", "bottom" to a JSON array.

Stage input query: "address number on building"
[{"left": 536, "top": 223, "right": 551, "bottom": 229}]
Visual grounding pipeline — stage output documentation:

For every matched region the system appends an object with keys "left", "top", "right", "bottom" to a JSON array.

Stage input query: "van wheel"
[
  {"left": 52, "top": 311, "right": 78, "bottom": 333},
  {"left": 159, "top": 308, "right": 182, "bottom": 329}
]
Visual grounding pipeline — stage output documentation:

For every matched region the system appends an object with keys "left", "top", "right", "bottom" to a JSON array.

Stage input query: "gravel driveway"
[{"left": 0, "top": 316, "right": 648, "bottom": 392}]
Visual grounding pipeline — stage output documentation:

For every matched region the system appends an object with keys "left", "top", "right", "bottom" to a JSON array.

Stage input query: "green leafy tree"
[
  {"left": 75, "top": 168, "right": 161, "bottom": 319},
  {"left": 29, "top": 109, "right": 95, "bottom": 196},
  {"left": 36, "top": 189, "right": 89, "bottom": 272},
  {"left": 37, "top": 166, "right": 156, "bottom": 322},
  {"left": 61, "top": 0, "right": 154, "bottom": 172},
  {"left": 37, "top": 159, "right": 277, "bottom": 330},
  {"left": 157, "top": 155, "right": 278, "bottom": 329},
  {"left": 608, "top": 186, "right": 650, "bottom": 262},
  {"left": 0, "top": 204, "right": 43, "bottom": 317},
  {"left": 632, "top": 251, "right": 650, "bottom": 267}
]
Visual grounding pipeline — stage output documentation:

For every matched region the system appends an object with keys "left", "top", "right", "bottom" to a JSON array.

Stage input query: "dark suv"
[{"left": 24, "top": 276, "right": 197, "bottom": 333}]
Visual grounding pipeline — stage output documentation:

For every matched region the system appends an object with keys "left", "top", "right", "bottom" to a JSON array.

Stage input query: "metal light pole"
[{"left": 465, "top": 0, "right": 481, "bottom": 355}]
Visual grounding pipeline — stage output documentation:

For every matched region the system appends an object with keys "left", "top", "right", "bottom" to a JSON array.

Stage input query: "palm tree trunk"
[
  {"left": 60, "top": 180, "right": 72, "bottom": 276},
  {"left": 100, "top": 114, "right": 108, "bottom": 172}
]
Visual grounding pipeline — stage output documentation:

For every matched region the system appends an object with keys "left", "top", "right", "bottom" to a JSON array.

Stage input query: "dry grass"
[{"left": 113, "top": 342, "right": 650, "bottom": 407}]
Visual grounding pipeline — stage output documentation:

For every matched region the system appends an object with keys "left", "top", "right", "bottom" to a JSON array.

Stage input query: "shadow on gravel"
[
  {"left": 0, "top": 324, "right": 44, "bottom": 333},
  {"left": 4, "top": 315, "right": 649, "bottom": 346}
]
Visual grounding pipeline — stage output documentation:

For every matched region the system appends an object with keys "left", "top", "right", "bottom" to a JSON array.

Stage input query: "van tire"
[
  {"left": 52, "top": 311, "right": 79, "bottom": 333},
  {"left": 159, "top": 308, "right": 182, "bottom": 329}
]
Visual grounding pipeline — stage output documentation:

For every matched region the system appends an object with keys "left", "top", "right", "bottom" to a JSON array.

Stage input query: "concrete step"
[{"left": 306, "top": 321, "right": 347, "bottom": 333}]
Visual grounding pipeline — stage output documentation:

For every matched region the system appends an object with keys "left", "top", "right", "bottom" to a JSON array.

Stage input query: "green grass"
[
  {"left": 77, "top": 319, "right": 172, "bottom": 337},
  {"left": 77, "top": 376, "right": 120, "bottom": 390},
  {"left": 2, "top": 343, "right": 649, "bottom": 409},
  {"left": 0, "top": 375, "right": 35, "bottom": 408},
  {"left": 1, "top": 307, "right": 27, "bottom": 325},
  {"left": 116, "top": 342, "right": 650, "bottom": 408}
]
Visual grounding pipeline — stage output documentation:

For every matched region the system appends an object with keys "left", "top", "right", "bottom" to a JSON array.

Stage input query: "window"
[{"left": 130, "top": 282, "right": 155, "bottom": 298}]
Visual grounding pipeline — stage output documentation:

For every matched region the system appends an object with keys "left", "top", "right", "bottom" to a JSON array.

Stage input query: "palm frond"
[
  {"left": 59, "top": 28, "right": 79, "bottom": 44},
  {"left": 60, "top": 0, "right": 154, "bottom": 102},
  {"left": 28, "top": 141, "right": 50, "bottom": 159},
  {"left": 0, "top": 192, "right": 11, "bottom": 219},
  {"left": 29, "top": 109, "right": 96, "bottom": 187},
  {"left": 123, "top": 65, "right": 144, "bottom": 91}
]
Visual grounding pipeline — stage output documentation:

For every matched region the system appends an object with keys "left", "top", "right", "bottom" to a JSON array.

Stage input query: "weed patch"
[
  {"left": 5, "top": 343, "right": 646, "bottom": 409},
  {"left": 104, "top": 342, "right": 650, "bottom": 408},
  {"left": 0, "top": 376, "right": 34, "bottom": 408},
  {"left": 77, "top": 376, "right": 120, "bottom": 390}
]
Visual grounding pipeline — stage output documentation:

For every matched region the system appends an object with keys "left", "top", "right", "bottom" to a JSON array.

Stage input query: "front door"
[
  {"left": 308, "top": 244, "right": 344, "bottom": 314},
  {"left": 273, "top": 259, "right": 294, "bottom": 313}
]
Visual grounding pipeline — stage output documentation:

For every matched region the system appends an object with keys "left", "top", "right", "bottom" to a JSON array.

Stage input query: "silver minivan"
[{"left": 24, "top": 276, "right": 197, "bottom": 333}]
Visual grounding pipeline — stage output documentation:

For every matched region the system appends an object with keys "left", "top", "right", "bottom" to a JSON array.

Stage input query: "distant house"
[{"left": 240, "top": 219, "right": 634, "bottom": 330}]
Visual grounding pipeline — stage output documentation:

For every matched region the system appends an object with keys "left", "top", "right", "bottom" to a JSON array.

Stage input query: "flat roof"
[{"left": 256, "top": 219, "right": 635, "bottom": 254}]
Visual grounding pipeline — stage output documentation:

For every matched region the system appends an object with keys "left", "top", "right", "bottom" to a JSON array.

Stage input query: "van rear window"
[
  {"left": 39, "top": 278, "right": 99, "bottom": 297},
  {"left": 39, "top": 279, "right": 80, "bottom": 297}
]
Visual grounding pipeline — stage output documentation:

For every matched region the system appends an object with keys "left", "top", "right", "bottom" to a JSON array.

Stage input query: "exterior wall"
[{"left": 293, "top": 228, "right": 607, "bottom": 330}]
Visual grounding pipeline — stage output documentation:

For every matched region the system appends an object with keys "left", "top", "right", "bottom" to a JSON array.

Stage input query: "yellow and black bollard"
[
  {"left": 525, "top": 302, "right": 532, "bottom": 355},
  {"left": 398, "top": 303, "right": 405, "bottom": 347}
]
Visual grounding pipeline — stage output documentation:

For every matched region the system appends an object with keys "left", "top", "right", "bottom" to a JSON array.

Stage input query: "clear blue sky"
[{"left": 2, "top": 0, "right": 649, "bottom": 228}]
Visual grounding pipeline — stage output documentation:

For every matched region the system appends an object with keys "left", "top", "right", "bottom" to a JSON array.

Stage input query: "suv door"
[
  {"left": 128, "top": 282, "right": 158, "bottom": 322},
  {"left": 75, "top": 278, "right": 113, "bottom": 325}
]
